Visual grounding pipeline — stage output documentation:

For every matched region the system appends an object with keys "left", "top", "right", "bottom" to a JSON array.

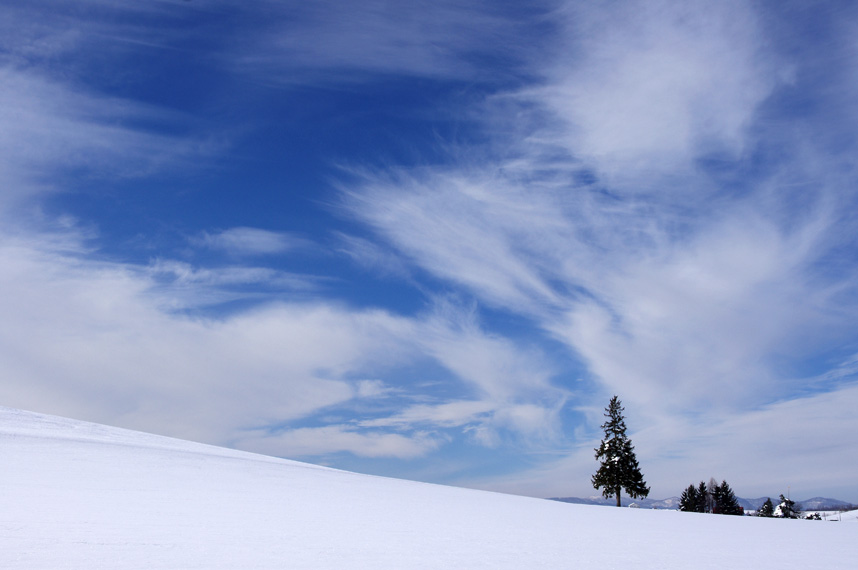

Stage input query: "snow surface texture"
[{"left": 1, "top": 406, "right": 855, "bottom": 569}]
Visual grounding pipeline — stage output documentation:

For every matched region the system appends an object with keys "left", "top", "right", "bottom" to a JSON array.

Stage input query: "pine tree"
[
  {"left": 681, "top": 479, "right": 742, "bottom": 515},
  {"left": 711, "top": 480, "right": 723, "bottom": 513},
  {"left": 679, "top": 484, "right": 699, "bottom": 512},
  {"left": 757, "top": 497, "right": 774, "bottom": 517},
  {"left": 591, "top": 396, "right": 650, "bottom": 507},
  {"left": 696, "top": 481, "right": 708, "bottom": 513},
  {"left": 713, "top": 480, "right": 742, "bottom": 515}
]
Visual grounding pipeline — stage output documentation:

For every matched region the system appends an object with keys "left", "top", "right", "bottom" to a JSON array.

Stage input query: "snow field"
[{"left": 1, "top": 407, "right": 855, "bottom": 569}]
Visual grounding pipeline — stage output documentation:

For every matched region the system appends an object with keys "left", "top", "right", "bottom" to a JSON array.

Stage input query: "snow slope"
[
  {"left": 1, "top": 407, "right": 855, "bottom": 569},
  {"left": 818, "top": 510, "right": 858, "bottom": 522}
]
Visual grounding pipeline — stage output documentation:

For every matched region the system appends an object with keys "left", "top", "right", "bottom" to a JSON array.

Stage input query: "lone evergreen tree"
[
  {"left": 757, "top": 497, "right": 774, "bottom": 517},
  {"left": 591, "top": 395, "right": 650, "bottom": 507}
]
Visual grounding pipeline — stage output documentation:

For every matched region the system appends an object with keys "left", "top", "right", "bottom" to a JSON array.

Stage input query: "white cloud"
[
  {"left": 343, "top": 171, "right": 569, "bottom": 316},
  {"left": 466, "top": 382, "right": 858, "bottom": 500},
  {"left": 419, "top": 303, "right": 561, "bottom": 402},
  {"left": 652, "top": 383, "right": 858, "bottom": 500},
  {"left": 0, "top": 226, "right": 570, "bottom": 457},
  {"left": 150, "top": 259, "right": 312, "bottom": 288},
  {"left": 231, "top": 0, "right": 533, "bottom": 83},
  {"left": 235, "top": 425, "right": 440, "bottom": 459},
  {"left": 355, "top": 307, "right": 571, "bottom": 448},
  {"left": 345, "top": 161, "right": 846, "bottom": 421},
  {"left": 354, "top": 379, "right": 394, "bottom": 398},
  {"left": 542, "top": 0, "right": 787, "bottom": 187},
  {"left": 549, "top": 208, "right": 842, "bottom": 415},
  {"left": 195, "top": 227, "right": 309, "bottom": 257},
  {"left": 0, "top": 1, "right": 222, "bottom": 219},
  {"left": 0, "top": 66, "right": 213, "bottom": 219},
  {"left": 144, "top": 260, "right": 320, "bottom": 312},
  {"left": 0, "top": 230, "right": 409, "bottom": 443},
  {"left": 335, "top": 233, "right": 413, "bottom": 280},
  {"left": 342, "top": 0, "right": 858, "bottom": 416},
  {"left": 4, "top": 0, "right": 858, "bottom": 499},
  {"left": 359, "top": 400, "right": 495, "bottom": 430},
  {"left": 337, "top": 0, "right": 858, "bottom": 496}
]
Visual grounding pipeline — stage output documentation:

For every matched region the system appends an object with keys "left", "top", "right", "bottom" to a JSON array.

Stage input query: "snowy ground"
[
  {"left": 1, "top": 407, "right": 855, "bottom": 569},
  {"left": 816, "top": 510, "right": 858, "bottom": 522}
]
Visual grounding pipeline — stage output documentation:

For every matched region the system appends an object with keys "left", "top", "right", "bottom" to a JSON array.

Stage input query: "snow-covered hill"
[{"left": 1, "top": 406, "right": 855, "bottom": 569}]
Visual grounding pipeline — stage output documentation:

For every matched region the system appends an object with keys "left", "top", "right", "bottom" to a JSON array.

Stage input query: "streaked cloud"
[
  {"left": 543, "top": 0, "right": 787, "bottom": 185},
  {"left": 337, "top": 0, "right": 858, "bottom": 496},
  {"left": 2, "top": 0, "right": 858, "bottom": 501},
  {"left": 236, "top": 425, "right": 440, "bottom": 459},
  {"left": 0, "top": 226, "right": 568, "bottom": 458},
  {"left": 0, "top": 66, "right": 206, "bottom": 210},
  {"left": 195, "top": 227, "right": 310, "bottom": 257},
  {"left": 230, "top": 0, "right": 543, "bottom": 83},
  {"left": 335, "top": 233, "right": 413, "bottom": 280},
  {"left": 464, "top": 381, "right": 858, "bottom": 500}
]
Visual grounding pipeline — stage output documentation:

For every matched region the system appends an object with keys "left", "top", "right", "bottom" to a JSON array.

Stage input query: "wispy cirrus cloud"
[
  {"left": 335, "top": 232, "right": 413, "bottom": 281},
  {"left": 0, "top": 225, "right": 569, "bottom": 458},
  {"left": 0, "top": 66, "right": 208, "bottom": 211},
  {"left": 342, "top": 170, "right": 570, "bottom": 316},
  {"left": 339, "top": 0, "right": 858, "bottom": 497},
  {"left": 230, "top": 0, "right": 547, "bottom": 83},
  {"left": 465, "top": 381, "right": 858, "bottom": 500},
  {"left": 0, "top": 1, "right": 221, "bottom": 219},
  {"left": 0, "top": 231, "right": 364, "bottom": 441},
  {"left": 4, "top": 0, "right": 858, "bottom": 500},
  {"left": 0, "top": 0, "right": 573, "bottom": 468},
  {"left": 235, "top": 425, "right": 440, "bottom": 459},
  {"left": 146, "top": 259, "right": 321, "bottom": 312},
  {"left": 542, "top": 0, "right": 787, "bottom": 185},
  {"left": 194, "top": 227, "right": 311, "bottom": 257}
]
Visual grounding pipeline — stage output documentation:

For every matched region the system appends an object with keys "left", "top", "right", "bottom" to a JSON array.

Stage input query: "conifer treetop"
[{"left": 591, "top": 395, "right": 650, "bottom": 507}]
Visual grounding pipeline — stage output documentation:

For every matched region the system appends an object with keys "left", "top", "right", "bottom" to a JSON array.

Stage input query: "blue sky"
[{"left": 2, "top": 0, "right": 858, "bottom": 502}]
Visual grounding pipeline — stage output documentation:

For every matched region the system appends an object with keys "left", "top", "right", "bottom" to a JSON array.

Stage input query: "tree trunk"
[{"left": 615, "top": 488, "right": 621, "bottom": 507}]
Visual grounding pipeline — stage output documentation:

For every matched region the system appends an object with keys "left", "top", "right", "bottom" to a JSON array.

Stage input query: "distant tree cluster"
[
  {"left": 679, "top": 478, "right": 743, "bottom": 515},
  {"left": 753, "top": 495, "right": 803, "bottom": 518},
  {"left": 757, "top": 497, "right": 774, "bottom": 517},
  {"left": 774, "top": 494, "right": 800, "bottom": 519},
  {"left": 587, "top": 396, "right": 834, "bottom": 522}
]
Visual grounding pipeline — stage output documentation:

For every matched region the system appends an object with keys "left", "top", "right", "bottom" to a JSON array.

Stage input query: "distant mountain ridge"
[
  {"left": 548, "top": 495, "right": 855, "bottom": 511},
  {"left": 795, "top": 497, "right": 856, "bottom": 511}
]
